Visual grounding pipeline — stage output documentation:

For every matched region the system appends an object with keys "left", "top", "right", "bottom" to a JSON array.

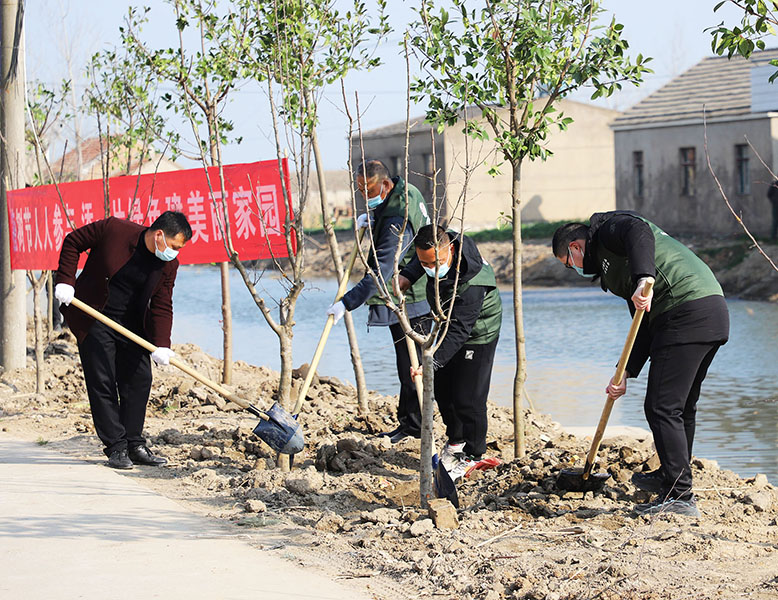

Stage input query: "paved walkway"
[{"left": 0, "top": 436, "right": 370, "bottom": 600}]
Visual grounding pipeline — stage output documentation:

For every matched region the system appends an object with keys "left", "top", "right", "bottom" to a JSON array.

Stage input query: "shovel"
[
  {"left": 69, "top": 297, "right": 304, "bottom": 455},
  {"left": 556, "top": 277, "right": 655, "bottom": 493},
  {"left": 293, "top": 229, "right": 365, "bottom": 415}
]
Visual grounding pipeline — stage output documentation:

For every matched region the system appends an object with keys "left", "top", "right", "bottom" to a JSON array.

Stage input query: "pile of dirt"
[{"left": 2, "top": 332, "right": 777, "bottom": 599}]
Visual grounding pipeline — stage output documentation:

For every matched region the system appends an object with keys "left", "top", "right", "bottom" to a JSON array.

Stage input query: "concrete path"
[{"left": 0, "top": 437, "right": 370, "bottom": 600}]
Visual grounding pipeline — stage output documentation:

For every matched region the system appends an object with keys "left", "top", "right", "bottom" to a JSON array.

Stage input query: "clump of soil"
[{"left": 2, "top": 330, "right": 777, "bottom": 600}]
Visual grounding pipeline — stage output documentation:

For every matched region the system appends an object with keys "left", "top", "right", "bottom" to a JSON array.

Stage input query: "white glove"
[
  {"left": 326, "top": 301, "right": 346, "bottom": 324},
  {"left": 151, "top": 347, "right": 175, "bottom": 366},
  {"left": 632, "top": 277, "right": 653, "bottom": 312},
  {"left": 356, "top": 213, "right": 371, "bottom": 229},
  {"left": 54, "top": 283, "right": 74, "bottom": 305}
]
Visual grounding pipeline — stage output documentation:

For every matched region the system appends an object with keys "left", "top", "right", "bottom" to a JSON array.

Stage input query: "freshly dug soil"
[{"left": 2, "top": 330, "right": 777, "bottom": 600}]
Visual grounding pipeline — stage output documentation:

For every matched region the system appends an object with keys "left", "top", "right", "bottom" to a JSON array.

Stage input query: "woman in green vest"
[{"left": 552, "top": 211, "right": 729, "bottom": 518}]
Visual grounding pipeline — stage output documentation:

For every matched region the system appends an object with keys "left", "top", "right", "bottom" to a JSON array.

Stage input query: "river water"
[{"left": 172, "top": 266, "right": 778, "bottom": 483}]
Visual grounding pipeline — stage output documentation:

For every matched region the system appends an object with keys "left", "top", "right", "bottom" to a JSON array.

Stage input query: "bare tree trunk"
[
  {"left": 0, "top": 0, "right": 26, "bottom": 371},
  {"left": 29, "top": 273, "right": 46, "bottom": 396},
  {"left": 276, "top": 323, "right": 294, "bottom": 473},
  {"left": 46, "top": 271, "right": 53, "bottom": 339},
  {"left": 511, "top": 161, "right": 526, "bottom": 459},
  {"left": 219, "top": 261, "right": 233, "bottom": 384},
  {"left": 208, "top": 138, "right": 233, "bottom": 385},
  {"left": 419, "top": 347, "right": 436, "bottom": 507},
  {"left": 309, "top": 125, "right": 368, "bottom": 413}
]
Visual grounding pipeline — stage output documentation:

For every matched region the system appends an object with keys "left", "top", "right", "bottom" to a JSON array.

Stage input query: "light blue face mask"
[
  {"left": 366, "top": 194, "right": 384, "bottom": 209},
  {"left": 155, "top": 233, "right": 179, "bottom": 262},
  {"left": 424, "top": 260, "right": 451, "bottom": 279},
  {"left": 568, "top": 248, "right": 594, "bottom": 278}
]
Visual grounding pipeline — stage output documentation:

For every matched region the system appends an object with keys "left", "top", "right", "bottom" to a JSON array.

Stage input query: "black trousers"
[
  {"left": 77, "top": 321, "right": 153, "bottom": 456},
  {"left": 389, "top": 315, "right": 432, "bottom": 431},
  {"left": 434, "top": 337, "right": 498, "bottom": 458},
  {"left": 644, "top": 341, "right": 723, "bottom": 499}
]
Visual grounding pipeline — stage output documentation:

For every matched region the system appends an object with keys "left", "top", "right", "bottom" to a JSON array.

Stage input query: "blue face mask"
[
  {"left": 155, "top": 233, "right": 179, "bottom": 262},
  {"left": 424, "top": 260, "right": 451, "bottom": 279},
  {"left": 366, "top": 194, "right": 383, "bottom": 209},
  {"left": 568, "top": 248, "right": 594, "bottom": 278}
]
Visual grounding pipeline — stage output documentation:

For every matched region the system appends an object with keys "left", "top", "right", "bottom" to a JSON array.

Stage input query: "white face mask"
[{"left": 155, "top": 233, "right": 179, "bottom": 262}]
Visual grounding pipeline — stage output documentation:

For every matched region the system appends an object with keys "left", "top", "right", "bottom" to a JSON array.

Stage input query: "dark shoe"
[
  {"left": 634, "top": 495, "right": 700, "bottom": 518},
  {"left": 128, "top": 445, "right": 168, "bottom": 466},
  {"left": 107, "top": 448, "right": 133, "bottom": 470},
  {"left": 389, "top": 426, "right": 421, "bottom": 444},
  {"left": 631, "top": 469, "right": 666, "bottom": 493},
  {"left": 378, "top": 424, "right": 405, "bottom": 439}
]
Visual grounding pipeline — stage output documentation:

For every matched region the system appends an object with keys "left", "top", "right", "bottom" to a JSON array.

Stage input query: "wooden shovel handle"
[
  {"left": 582, "top": 277, "right": 654, "bottom": 479},
  {"left": 69, "top": 297, "right": 258, "bottom": 415},
  {"left": 293, "top": 228, "right": 366, "bottom": 414}
]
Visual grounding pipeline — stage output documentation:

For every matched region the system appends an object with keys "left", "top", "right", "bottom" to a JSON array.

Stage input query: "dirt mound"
[{"left": 2, "top": 332, "right": 777, "bottom": 599}]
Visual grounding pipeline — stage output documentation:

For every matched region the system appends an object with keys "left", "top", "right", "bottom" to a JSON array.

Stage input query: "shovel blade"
[
  {"left": 432, "top": 454, "right": 459, "bottom": 508},
  {"left": 556, "top": 467, "right": 611, "bottom": 493},
  {"left": 253, "top": 402, "right": 304, "bottom": 455}
]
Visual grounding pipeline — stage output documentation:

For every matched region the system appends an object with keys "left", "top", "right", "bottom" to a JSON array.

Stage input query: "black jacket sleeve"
[
  {"left": 432, "top": 285, "right": 487, "bottom": 369},
  {"left": 342, "top": 216, "right": 413, "bottom": 311},
  {"left": 598, "top": 214, "right": 655, "bottom": 283},
  {"left": 399, "top": 254, "right": 425, "bottom": 286}
]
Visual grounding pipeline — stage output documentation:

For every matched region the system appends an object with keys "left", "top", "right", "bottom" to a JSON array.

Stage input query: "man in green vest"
[
  {"left": 398, "top": 225, "right": 503, "bottom": 481},
  {"left": 326, "top": 160, "right": 431, "bottom": 443},
  {"left": 552, "top": 211, "right": 729, "bottom": 518}
]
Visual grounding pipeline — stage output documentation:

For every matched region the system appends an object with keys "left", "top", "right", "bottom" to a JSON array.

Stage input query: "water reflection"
[{"left": 172, "top": 268, "right": 778, "bottom": 482}]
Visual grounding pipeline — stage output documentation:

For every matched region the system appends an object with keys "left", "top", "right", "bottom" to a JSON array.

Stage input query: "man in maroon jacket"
[{"left": 55, "top": 211, "right": 192, "bottom": 469}]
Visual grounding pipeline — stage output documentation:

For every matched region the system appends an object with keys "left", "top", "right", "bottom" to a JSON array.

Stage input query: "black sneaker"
[
  {"left": 128, "top": 445, "right": 168, "bottom": 466},
  {"left": 634, "top": 495, "right": 700, "bottom": 518},
  {"left": 107, "top": 448, "right": 133, "bottom": 470},
  {"left": 378, "top": 424, "right": 405, "bottom": 439},
  {"left": 389, "top": 426, "right": 421, "bottom": 444},
  {"left": 631, "top": 469, "right": 666, "bottom": 493}
]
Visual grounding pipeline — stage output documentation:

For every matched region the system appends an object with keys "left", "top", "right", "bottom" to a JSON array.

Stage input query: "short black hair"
[
  {"left": 415, "top": 224, "right": 450, "bottom": 250},
  {"left": 552, "top": 223, "right": 588, "bottom": 258},
  {"left": 151, "top": 211, "right": 192, "bottom": 241},
  {"left": 355, "top": 159, "right": 391, "bottom": 182}
]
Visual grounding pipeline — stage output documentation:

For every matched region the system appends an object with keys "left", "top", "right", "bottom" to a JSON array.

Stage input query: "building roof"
[
  {"left": 354, "top": 117, "right": 432, "bottom": 140},
  {"left": 357, "top": 98, "right": 620, "bottom": 140},
  {"left": 612, "top": 49, "right": 778, "bottom": 129}
]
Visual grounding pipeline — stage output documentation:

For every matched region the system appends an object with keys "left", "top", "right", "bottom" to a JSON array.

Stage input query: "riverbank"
[
  {"left": 298, "top": 232, "right": 778, "bottom": 302},
  {"left": 1, "top": 334, "right": 777, "bottom": 599}
]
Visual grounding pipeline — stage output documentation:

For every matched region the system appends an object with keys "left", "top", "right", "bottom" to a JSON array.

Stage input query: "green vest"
[
  {"left": 432, "top": 254, "right": 503, "bottom": 345},
  {"left": 366, "top": 178, "right": 430, "bottom": 306},
  {"left": 594, "top": 217, "right": 723, "bottom": 321}
]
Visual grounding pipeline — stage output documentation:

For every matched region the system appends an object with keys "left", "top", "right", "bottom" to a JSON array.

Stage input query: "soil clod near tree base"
[{"left": 2, "top": 332, "right": 777, "bottom": 600}]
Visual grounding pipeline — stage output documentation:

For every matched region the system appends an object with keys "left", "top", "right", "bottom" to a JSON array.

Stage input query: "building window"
[
  {"left": 735, "top": 144, "right": 750, "bottom": 195},
  {"left": 390, "top": 155, "right": 402, "bottom": 178},
  {"left": 633, "top": 151, "right": 644, "bottom": 198},
  {"left": 680, "top": 147, "right": 696, "bottom": 196}
]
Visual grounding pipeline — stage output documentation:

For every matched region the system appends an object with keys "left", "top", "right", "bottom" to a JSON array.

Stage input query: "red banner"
[{"left": 7, "top": 160, "right": 295, "bottom": 270}]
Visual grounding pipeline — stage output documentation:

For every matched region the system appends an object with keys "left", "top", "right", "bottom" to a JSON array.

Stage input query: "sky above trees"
[{"left": 26, "top": 0, "right": 747, "bottom": 170}]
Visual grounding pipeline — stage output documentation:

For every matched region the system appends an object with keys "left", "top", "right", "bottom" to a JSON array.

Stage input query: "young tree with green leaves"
[
  {"left": 709, "top": 0, "right": 778, "bottom": 80},
  {"left": 122, "top": 0, "right": 254, "bottom": 387},
  {"left": 410, "top": 0, "right": 650, "bottom": 457},
  {"left": 85, "top": 45, "right": 171, "bottom": 218},
  {"left": 242, "top": 0, "right": 390, "bottom": 414}
]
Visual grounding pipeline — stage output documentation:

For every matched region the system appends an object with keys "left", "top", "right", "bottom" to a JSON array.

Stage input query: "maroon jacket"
[{"left": 55, "top": 217, "right": 179, "bottom": 347}]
